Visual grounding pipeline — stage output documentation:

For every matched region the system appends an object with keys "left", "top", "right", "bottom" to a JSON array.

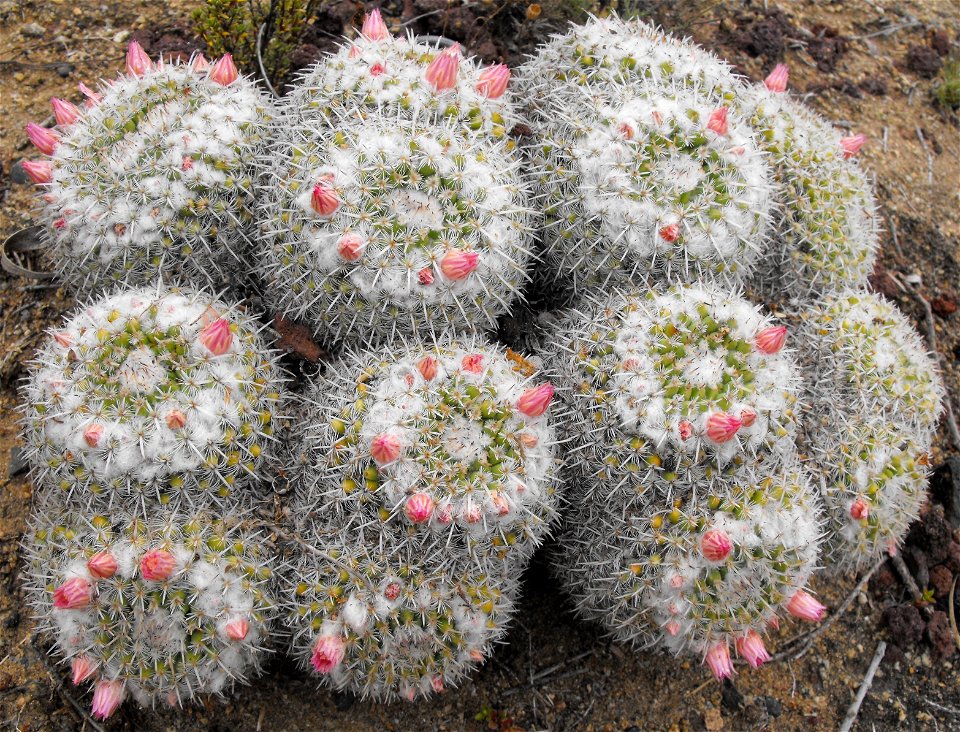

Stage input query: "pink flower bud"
[
  {"left": 425, "top": 44, "right": 460, "bottom": 91},
  {"left": 440, "top": 249, "right": 479, "bottom": 280},
  {"left": 209, "top": 54, "right": 239, "bottom": 86},
  {"left": 384, "top": 582, "right": 401, "bottom": 601},
  {"left": 491, "top": 493, "right": 510, "bottom": 516},
  {"left": 678, "top": 420, "right": 693, "bottom": 441},
  {"left": 735, "top": 630, "right": 770, "bottom": 669},
  {"left": 311, "top": 635, "right": 345, "bottom": 674},
  {"left": 192, "top": 53, "right": 210, "bottom": 72},
  {"left": 311, "top": 181, "right": 340, "bottom": 217},
  {"left": 436, "top": 503, "right": 454, "bottom": 525},
  {"left": 739, "top": 407, "right": 757, "bottom": 428},
  {"left": 371, "top": 433, "right": 401, "bottom": 465},
  {"left": 125, "top": 41, "right": 152, "bottom": 77},
  {"left": 165, "top": 410, "right": 187, "bottom": 429},
  {"left": 71, "top": 655, "right": 98, "bottom": 685},
  {"left": 140, "top": 549, "right": 176, "bottom": 581},
  {"left": 706, "top": 107, "right": 729, "bottom": 136},
  {"left": 617, "top": 122, "right": 635, "bottom": 140},
  {"left": 87, "top": 552, "right": 118, "bottom": 579},
  {"left": 91, "top": 679, "right": 125, "bottom": 720},
  {"left": 51, "top": 97, "right": 80, "bottom": 126},
  {"left": 705, "top": 412, "right": 742, "bottom": 443},
  {"left": 361, "top": 9, "right": 389, "bottom": 41},
  {"left": 665, "top": 621, "right": 680, "bottom": 636},
  {"left": 651, "top": 110, "right": 664, "bottom": 125},
  {"left": 337, "top": 233, "right": 365, "bottom": 261},
  {"left": 404, "top": 493, "right": 435, "bottom": 523},
  {"left": 53, "top": 217, "right": 67, "bottom": 230},
  {"left": 700, "top": 529, "right": 732, "bottom": 562},
  {"left": 199, "top": 318, "right": 232, "bottom": 356},
  {"left": 659, "top": 223, "right": 680, "bottom": 243},
  {"left": 463, "top": 504, "right": 482, "bottom": 524},
  {"left": 348, "top": 44, "right": 361, "bottom": 58},
  {"left": 670, "top": 574, "right": 684, "bottom": 588},
  {"left": 225, "top": 618, "right": 250, "bottom": 641},
  {"left": 755, "top": 325, "right": 787, "bottom": 354},
  {"left": 850, "top": 498, "right": 869, "bottom": 520},
  {"left": 369, "top": 61, "right": 387, "bottom": 77},
  {"left": 78, "top": 82, "right": 103, "bottom": 106},
  {"left": 475, "top": 64, "right": 510, "bottom": 98},
  {"left": 181, "top": 156, "right": 193, "bottom": 171},
  {"left": 418, "top": 267, "right": 434, "bottom": 285},
  {"left": 431, "top": 676, "right": 445, "bottom": 693},
  {"left": 841, "top": 133, "right": 867, "bottom": 159},
  {"left": 519, "top": 433, "right": 539, "bottom": 449},
  {"left": 461, "top": 353, "right": 485, "bottom": 373},
  {"left": 53, "top": 577, "right": 92, "bottom": 609},
  {"left": 83, "top": 424, "right": 104, "bottom": 448},
  {"left": 25, "top": 123, "right": 59, "bottom": 156},
  {"left": 767, "top": 615, "right": 780, "bottom": 631},
  {"left": 53, "top": 330, "right": 72, "bottom": 348},
  {"left": 764, "top": 63, "right": 789, "bottom": 93},
  {"left": 517, "top": 383, "right": 555, "bottom": 417},
  {"left": 21, "top": 160, "right": 53, "bottom": 184},
  {"left": 705, "top": 642, "right": 734, "bottom": 681},
  {"left": 417, "top": 356, "right": 438, "bottom": 381},
  {"left": 469, "top": 649, "right": 484, "bottom": 662},
  {"left": 786, "top": 590, "right": 826, "bottom": 622}
]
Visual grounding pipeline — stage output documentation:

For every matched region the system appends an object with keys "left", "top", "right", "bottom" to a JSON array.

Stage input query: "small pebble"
[
  {"left": 20, "top": 22, "right": 45, "bottom": 38},
  {"left": 113, "top": 30, "right": 130, "bottom": 43},
  {"left": 9, "top": 160, "right": 31, "bottom": 185},
  {"left": 56, "top": 63, "right": 74, "bottom": 78}
]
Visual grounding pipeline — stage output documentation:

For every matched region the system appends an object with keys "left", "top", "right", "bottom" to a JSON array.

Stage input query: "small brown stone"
[
  {"left": 929, "top": 564, "right": 953, "bottom": 599},
  {"left": 926, "top": 610, "right": 958, "bottom": 659},
  {"left": 931, "top": 295, "right": 958, "bottom": 318}
]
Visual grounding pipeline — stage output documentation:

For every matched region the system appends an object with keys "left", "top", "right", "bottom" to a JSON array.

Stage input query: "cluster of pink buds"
[{"left": 425, "top": 44, "right": 461, "bottom": 92}]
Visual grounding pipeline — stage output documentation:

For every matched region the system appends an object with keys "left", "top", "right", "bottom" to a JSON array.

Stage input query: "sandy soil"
[{"left": 0, "top": 1, "right": 958, "bottom": 730}]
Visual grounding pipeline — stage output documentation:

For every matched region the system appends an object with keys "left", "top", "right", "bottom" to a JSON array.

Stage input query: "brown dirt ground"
[{"left": 1, "top": 1, "right": 959, "bottom": 730}]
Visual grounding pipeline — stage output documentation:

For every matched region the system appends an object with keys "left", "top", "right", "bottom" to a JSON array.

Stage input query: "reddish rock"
[
  {"left": 870, "top": 562, "right": 898, "bottom": 596},
  {"left": 905, "top": 44, "right": 943, "bottom": 78},
  {"left": 882, "top": 604, "right": 925, "bottom": 646},
  {"left": 932, "top": 295, "right": 958, "bottom": 318},
  {"left": 943, "top": 541, "right": 960, "bottom": 574},
  {"left": 929, "top": 30, "right": 952, "bottom": 57},
  {"left": 929, "top": 564, "right": 953, "bottom": 599},
  {"left": 906, "top": 503, "right": 953, "bottom": 565},
  {"left": 869, "top": 262, "right": 900, "bottom": 298},
  {"left": 927, "top": 611, "right": 958, "bottom": 659}
]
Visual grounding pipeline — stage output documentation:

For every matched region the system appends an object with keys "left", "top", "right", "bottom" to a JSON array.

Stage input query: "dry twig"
[{"left": 838, "top": 641, "right": 887, "bottom": 732}]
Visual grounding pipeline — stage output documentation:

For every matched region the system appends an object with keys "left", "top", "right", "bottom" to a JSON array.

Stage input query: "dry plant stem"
[
  {"left": 889, "top": 552, "right": 935, "bottom": 620},
  {"left": 837, "top": 640, "right": 887, "bottom": 732},
  {"left": 771, "top": 558, "right": 885, "bottom": 663},
  {"left": 502, "top": 650, "right": 594, "bottom": 697},
  {"left": 949, "top": 576, "right": 960, "bottom": 651}
]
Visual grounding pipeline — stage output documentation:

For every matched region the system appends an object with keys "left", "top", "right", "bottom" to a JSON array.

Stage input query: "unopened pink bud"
[
  {"left": 209, "top": 54, "right": 239, "bottom": 86},
  {"left": 384, "top": 582, "right": 401, "bottom": 601},
  {"left": 491, "top": 493, "right": 510, "bottom": 516},
  {"left": 369, "top": 61, "right": 386, "bottom": 77},
  {"left": 425, "top": 44, "right": 460, "bottom": 91},
  {"left": 841, "top": 133, "right": 867, "bottom": 159},
  {"left": 517, "top": 383, "right": 555, "bottom": 417},
  {"left": 665, "top": 621, "right": 680, "bottom": 636},
  {"left": 705, "top": 412, "right": 741, "bottom": 443},
  {"left": 764, "top": 63, "right": 789, "bottom": 93},
  {"left": 361, "top": 9, "right": 389, "bottom": 41},
  {"left": 519, "top": 433, "right": 539, "bottom": 449},
  {"left": 91, "top": 679, "right": 124, "bottom": 720},
  {"left": 21, "top": 160, "right": 53, "bottom": 184},
  {"left": 476, "top": 64, "right": 510, "bottom": 98},
  {"left": 311, "top": 181, "right": 340, "bottom": 217},
  {"left": 440, "top": 249, "right": 479, "bottom": 280},
  {"left": 78, "top": 82, "right": 103, "bottom": 106},
  {"left": 192, "top": 53, "right": 210, "bottom": 72},
  {"left": 417, "top": 356, "right": 438, "bottom": 381},
  {"left": 404, "top": 493, "right": 435, "bottom": 523},
  {"left": 617, "top": 122, "right": 635, "bottom": 140},
  {"left": 87, "top": 552, "right": 118, "bottom": 579},
  {"left": 418, "top": 267, "right": 434, "bottom": 285},
  {"left": 700, "top": 529, "right": 732, "bottom": 562},
  {"left": 735, "top": 630, "right": 770, "bottom": 669},
  {"left": 469, "top": 649, "right": 484, "bottom": 662},
  {"left": 53, "top": 577, "right": 91, "bottom": 609},
  {"left": 739, "top": 408, "right": 757, "bottom": 428},
  {"left": 705, "top": 642, "right": 734, "bottom": 680},
  {"left": 165, "top": 410, "right": 187, "bottom": 429},
  {"left": 53, "top": 331, "right": 72, "bottom": 348},
  {"left": 431, "top": 676, "right": 444, "bottom": 693},
  {"left": 51, "top": 98, "right": 80, "bottom": 126},
  {"left": 461, "top": 353, "right": 485, "bottom": 373},
  {"left": 311, "top": 635, "right": 345, "bottom": 674},
  {"left": 25, "top": 123, "right": 59, "bottom": 156},
  {"left": 850, "top": 498, "right": 870, "bottom": 520},
  {"left": 83, "top": 424, "right": 104, "bottom": 448},
  {"left": 181, "top": 156, "right": 193, "bottom": 171},
  {"left": 463, "top": 504, "right": 482, "bottom": 524},
  {"left": 140, "top": 549, "right": 176, "bottom": 581},
  {"left": 678, "top": 420, "right": 693, "bottom": 441},
  {"left": 337, "top": 233, "right": 365, "bottom": 261},
  {"left": 767, "top": 615, "right": 780, "bottom": 631},
  {"left": 659, "top": 223, "right": 680, "bottom": 243},
  {"left": 225, "top": 618, "right": 250, "bottom": 641},
  {"left": 755, "top": 325, "right": 787, "bottom": 354},
  {"left": 199, "top": 318, "right": 232, "bottom": 356},
  {"left": 371, "top": 433, "right": 401, "bottom": 465},
  {"left": 707, "top": 107, "right": 729, "bottom": 136},
  {"left": 71, "top": 655, "right": 98, "bottom": 685},
  {"left": 786, "top": 590, "right": 826, "bottom": 622},
  {"left": 125, "top": 41, "right": 152, "bottom": 77}
]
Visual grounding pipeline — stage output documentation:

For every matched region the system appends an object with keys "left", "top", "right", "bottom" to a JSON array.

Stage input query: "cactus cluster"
[
  {"left": 23, "top": 46, "right": 272, "bottom": 296},
  {"left": 23, "top": 507, "right": 277, "bottom": 715}
]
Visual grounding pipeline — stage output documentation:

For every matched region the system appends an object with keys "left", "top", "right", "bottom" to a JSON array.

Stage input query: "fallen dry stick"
[{"left": 838, "top": 640, "right": 887, "bottom": 732}]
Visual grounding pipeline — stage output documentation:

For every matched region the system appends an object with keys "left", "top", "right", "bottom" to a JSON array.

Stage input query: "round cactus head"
[
  {"left": 23, "top": 44, "right": 273, "bottom": 296},
  {"left": 547, "top": 284, "right": 800, "bottom": 501},
  {"left": 554, "top": 462, "right": 823, "bottom": 677},
  {"left": 21, "top": 287, "right": 283, "bottom": 509},
  {"left": 292, "top": 337, "right": 561, "bottom": 564},
  {"left": 23, "top": 506, "right": 277, "bottom": 717},
  {"left": 257, "top": 117, "right": 533, "bottom": 346},
  {"left": 282, "top": 524, "right": 517, "bottom": 701}
]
